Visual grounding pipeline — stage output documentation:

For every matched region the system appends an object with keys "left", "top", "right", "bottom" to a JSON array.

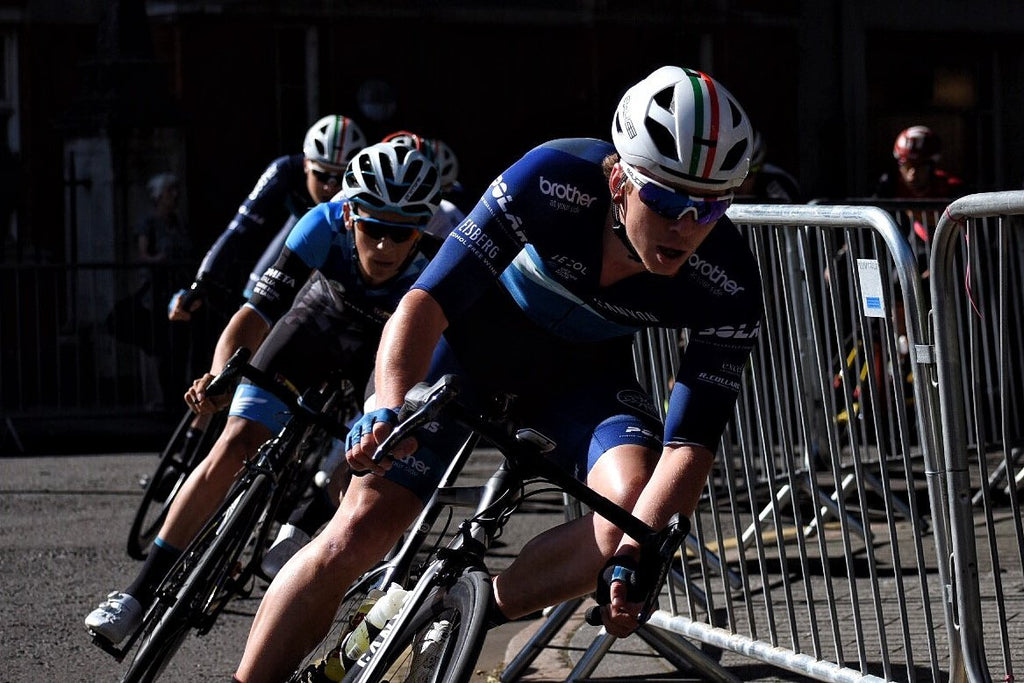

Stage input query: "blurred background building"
[
  {"left": 3, "top": 0, "right": 1024, "bottom": 263},
  {"left": 3, "top": 0, "right": 1024, "bottom": 449}
]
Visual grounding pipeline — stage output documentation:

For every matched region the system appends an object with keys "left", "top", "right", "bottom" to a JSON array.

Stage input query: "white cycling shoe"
[
  {"left": 260, "top": 524, "right": 311, "bottom": 579},
  {"left": 84, "top": 591, "right": 143, "bottom": 643}
]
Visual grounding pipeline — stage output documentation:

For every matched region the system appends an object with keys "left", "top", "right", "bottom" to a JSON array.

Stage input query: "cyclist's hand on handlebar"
[
  {"left": 601, "top": 576, "right": 645, "bottom": 638},
  {"left": 344, "top": 407, "right": 413, "bottom": 475},
  {"left": 184, "top": 373, "right": 229, "bottom": 414},
  {"left": 167, "top": 287, "right": 204, "bottom": 321},
  {"left": 591, "top": 550, "right": 645, "bottom": 637}
]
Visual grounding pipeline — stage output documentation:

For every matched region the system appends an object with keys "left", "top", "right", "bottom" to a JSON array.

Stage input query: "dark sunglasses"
[
  {"left": 310, "top": 167, "right": 344, "bottom": 185},
  {"left": 352, "top": 215, "right": 422, "bottom": 243},
  {"left": 620, "top": 162, "right": 732, "bottom": 225}
]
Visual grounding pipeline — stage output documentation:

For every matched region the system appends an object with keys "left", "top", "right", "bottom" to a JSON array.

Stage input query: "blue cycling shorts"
[{"left": 380, "top": 335, "right": 664, "bottom": 502}]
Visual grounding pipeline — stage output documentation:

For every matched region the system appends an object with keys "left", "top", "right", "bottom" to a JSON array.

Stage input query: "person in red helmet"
[{"left": 874, "top": 125, "right": 966, "bottom": 200}]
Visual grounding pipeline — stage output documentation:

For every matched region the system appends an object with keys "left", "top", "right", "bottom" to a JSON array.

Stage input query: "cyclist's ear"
[{"left": 341, "top": 201, "right": 355, "bottom": 232}]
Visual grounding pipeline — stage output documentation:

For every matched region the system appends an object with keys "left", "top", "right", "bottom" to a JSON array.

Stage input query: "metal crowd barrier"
[
  {"left": 631, "top": 204, "right": 959, "bottom": 682},
  {"left": 0, "top": 260, "right": 217, "bottom": 451},
  {"left": 930, "top": 191, "right": 1024, "bottom": 683}
]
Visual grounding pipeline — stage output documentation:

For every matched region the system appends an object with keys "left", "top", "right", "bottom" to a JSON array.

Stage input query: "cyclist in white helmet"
[
  {"left": 169, "top": 114, "right": 367, "bottom": 322},
  {"left": 380, "top": 130, "right": 468, "bottom": 251},
  {"left": 84, "top": 141, "right": 441, "bottom": 648},
  {"left": 159, "top": 114, "right": 367, "bottom": 474},
  {"left": 233, "top": 65, "right": 763, "bottom": 682}
]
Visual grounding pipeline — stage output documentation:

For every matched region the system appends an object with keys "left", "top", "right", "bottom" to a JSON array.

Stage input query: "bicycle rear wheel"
[
  {"left": 341, "top": 568, "right": 491, "bottom": 683},
  {"left": 120, "top": 472, "right": 274, "bottom": 682},
  {"left": 127, "top": 409, "right": 226, "bottom": 560}
]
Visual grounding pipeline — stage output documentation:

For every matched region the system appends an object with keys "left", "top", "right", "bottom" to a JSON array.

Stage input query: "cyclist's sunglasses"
[
  {"left": 309, "top": 166, "right": 344, "bottom": 184},
  {"left": 352, "top": 215, "right": 422, "bottom": 243},
  {"left": 619, "top": 162, "right": 732, "bottom": 225}
]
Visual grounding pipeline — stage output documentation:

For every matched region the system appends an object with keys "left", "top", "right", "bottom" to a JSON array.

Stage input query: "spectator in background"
[
  {"left": 136, "top": 173, "right": 190, "bottom": 265},
  {"left": 735, "top": 130, "right": 803, "bottom": 203},
  {"left": 115, "top": 173, "right": 194, "bottom": 410},
  {"left": 135, "top": 174, "right": 192, "bottom": 411}
]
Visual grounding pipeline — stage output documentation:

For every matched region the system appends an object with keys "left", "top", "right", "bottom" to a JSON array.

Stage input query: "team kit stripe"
[
  {"left": 686, "top": 73, "right": 705, "bottom": 177},
  {"left": 700, "top": 73, "right": 720, "bottom": 179},
  {"left": 684, "top": 70, "right": 720, "bottom": 181},
  {"left": 332, "top": 117, "right": 345, "bottom": 165}
]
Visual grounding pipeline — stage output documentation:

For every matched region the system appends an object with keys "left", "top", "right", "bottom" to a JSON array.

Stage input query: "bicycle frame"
[{"left": 348, "top": 374, "right": 686, "bottom": 681}]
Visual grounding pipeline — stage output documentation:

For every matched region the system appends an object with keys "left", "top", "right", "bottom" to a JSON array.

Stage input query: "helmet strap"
[{"left": 610, "top": 177, "right": 642, "bottom": 263}]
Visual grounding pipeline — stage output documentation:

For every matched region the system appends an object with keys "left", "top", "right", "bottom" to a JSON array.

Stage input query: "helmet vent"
[
  {"left": 729, "top": 100, "right": 744, "bottom": 127},
  {"left": 720, "top": 139, "right": 748, "bottom": 172},
  {"left": 653, "top": 86, "right": 674, "bottom": 112},
  {"left": 646, "top": 118, "right": 679, "bottom": 162}
]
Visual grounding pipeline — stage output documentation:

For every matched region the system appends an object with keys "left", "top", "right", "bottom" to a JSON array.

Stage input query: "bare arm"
[
  {"left": 345, "top": 288, "right": 448, "bottom": 472},
  {"left": 602, "top": 442, "right": 714, "bottom": 636},
  {"left": 185, "top": 305, "right": 271, "bottom": 413}
]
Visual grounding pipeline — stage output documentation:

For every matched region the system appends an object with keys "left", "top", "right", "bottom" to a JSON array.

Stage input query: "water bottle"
[
  {"left": 340, "top": 582, "right": 409, "bottom": 669},
  {"left": 307, "top": 587, "right": 384, "bottom": 682}
]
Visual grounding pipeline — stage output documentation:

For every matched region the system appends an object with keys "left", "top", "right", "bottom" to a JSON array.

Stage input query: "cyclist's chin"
[{"left": 643, "top": 247, "right": 688, "bottom": 276}]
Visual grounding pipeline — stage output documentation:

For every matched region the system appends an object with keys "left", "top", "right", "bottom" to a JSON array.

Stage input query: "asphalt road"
[{"left": 0, "top": 451, "right": 568, "bottom": 682}]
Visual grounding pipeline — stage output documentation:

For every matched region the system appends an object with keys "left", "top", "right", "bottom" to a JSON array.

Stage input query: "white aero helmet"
[
  {"left": 612, "top": 66, "right": 753, "bottom": 193},
  {"left": 303, "top": 115, "right": 367, "bottom": 169},
  {"left": 342, "top": 141, "right": 441, "bottom": 221}
]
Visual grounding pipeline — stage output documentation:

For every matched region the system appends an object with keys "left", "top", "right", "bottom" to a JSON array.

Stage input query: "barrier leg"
[
  {"left": 500, "top": 597, "right": 584, "bottom": 682},
  {"left": 2, "top": 415, "right": 24, "bottom": 453}
]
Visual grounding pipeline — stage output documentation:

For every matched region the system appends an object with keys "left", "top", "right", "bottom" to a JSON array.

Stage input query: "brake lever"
[{"left": 204, "top": 347, "right": 253, "bottom": 397}]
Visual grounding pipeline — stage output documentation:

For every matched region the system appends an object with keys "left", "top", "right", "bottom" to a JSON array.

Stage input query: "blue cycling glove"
[
  {"left": 168, "top": 289, "right": 188, "bottom": 317},
  {"left": 344, "top": 407, "right": 400, "bottom": 454},
  {"left": 595, "top": 555, "right": 644, "bottom": 607}
]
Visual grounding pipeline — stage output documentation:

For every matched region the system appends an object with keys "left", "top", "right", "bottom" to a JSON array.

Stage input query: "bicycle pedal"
[{"left": 88, "top": 631, "right": 127, "bottom": 662}]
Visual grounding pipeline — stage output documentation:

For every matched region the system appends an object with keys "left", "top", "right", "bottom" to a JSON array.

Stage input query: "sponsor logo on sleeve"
[
  {"left": 454, "top": 218, "right": 501, "bottom": 261},
  {"left": 490, "top": 175, "right": 527, "bottom": 243}
]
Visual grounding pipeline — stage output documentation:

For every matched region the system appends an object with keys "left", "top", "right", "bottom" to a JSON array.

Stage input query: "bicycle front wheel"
[
  {"left": 342, "top": 568, "right": 491, "bottom": 683},
  {"left": 121, "top": 472, "right": 274, "bottom": 682},
  {"left": 127, "top": 410, "right": 226, "bottom": 560}
]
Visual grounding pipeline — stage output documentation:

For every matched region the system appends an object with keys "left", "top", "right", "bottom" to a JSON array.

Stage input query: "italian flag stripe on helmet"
[
  {"left": 685, "top": 69, "right": 720, "bottom": 180},
  {"left": 332, "top": 117, "right": 345, "bottom": 164}
]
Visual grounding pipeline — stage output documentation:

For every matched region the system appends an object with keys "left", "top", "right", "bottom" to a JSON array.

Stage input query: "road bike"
[
  {"left": 294, "top": 374, "right": 687, "bottom": 683},
  {"left": 96, "top": 348, "right": 358, "bottom": 682}
]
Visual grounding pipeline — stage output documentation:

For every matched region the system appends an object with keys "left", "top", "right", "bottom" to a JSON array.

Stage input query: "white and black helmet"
[
  {"left": 428, "top": 139, "right": 459, "bottom": 190},
  {"left": 342, "top": 141, "right": 441, "bottom": 220},
  {"left": 303, "top": 115, "right": 367, "bottom": 168},
  {"left": 612, "top": 66, "right": 753, "bottom": 193},
  {"left": 382, "top": 131, "right": 460, "bottom": 191}
]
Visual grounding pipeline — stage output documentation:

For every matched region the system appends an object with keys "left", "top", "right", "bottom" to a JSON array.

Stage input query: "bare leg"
[
  {"left": 159, "top": 415, "right": 271, "bottom": 548},
  {"left": 235, "top": 475, "right": 422, "bottom": 683},
  {"left": 492, "top": 444, "right": 657, "bottom": 619}
]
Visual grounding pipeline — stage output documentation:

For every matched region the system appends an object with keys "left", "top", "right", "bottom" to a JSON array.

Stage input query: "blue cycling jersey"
[
  {"left": 416, "top": 138, "right": 763, "bottom": 451},
  {"left": 247, "top": 200, "right": 430, "bottom": 329},
  {"left": 195, "top": 154, "right": 313, "bottom": 305},
  {"left": 230, "top": 199, "right": 431, "bottom": 433}
]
